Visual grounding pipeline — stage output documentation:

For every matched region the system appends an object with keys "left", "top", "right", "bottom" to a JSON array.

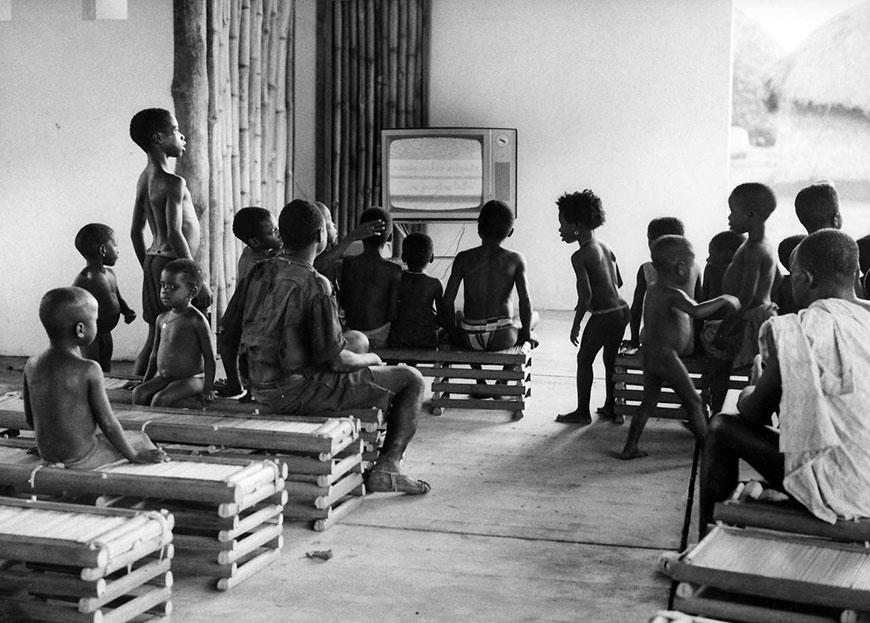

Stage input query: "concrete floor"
[{"left": 0, "top": 311, "right": 700, "bottom": 622}]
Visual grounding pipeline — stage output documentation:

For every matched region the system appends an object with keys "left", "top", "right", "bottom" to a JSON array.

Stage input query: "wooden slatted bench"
[
  {"left": 613, "top": 351, "right": 750, "bottom": 421},
  {"left": 0, "top": 439, "right": 285, "bottom": 591},
  {"left": 0, "top": 496, "right": 173, "bottom": 623},
  {"left": 375, "top": 344, "right": 532, "bottom": 420}
]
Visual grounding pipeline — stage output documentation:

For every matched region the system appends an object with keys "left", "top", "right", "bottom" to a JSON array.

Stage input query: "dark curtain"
[{"left": 317, "top": 0, "right": 431, "bottom": 237}]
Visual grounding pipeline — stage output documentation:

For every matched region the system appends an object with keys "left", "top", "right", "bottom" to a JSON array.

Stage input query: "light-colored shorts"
[{"left": 456, "top": 316, "right": 515, "bottom": 351}]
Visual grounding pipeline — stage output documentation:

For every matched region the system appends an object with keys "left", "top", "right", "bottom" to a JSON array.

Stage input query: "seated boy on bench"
[
  {"left": 443, "top": 200, "right": 539, "bottom": 351},
  {"left": 23, "top": 287, "right": 169, "bottom": 469}
]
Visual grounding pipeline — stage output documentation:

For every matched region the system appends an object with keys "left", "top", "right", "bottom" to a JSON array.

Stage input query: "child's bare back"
[
  {"left": 574, "top": 240, "right": 624, "bottom": 312},
  {"left": 453, "top": 245, "right": 523, "bottom": 320},
  {"left": 133, "top": 166, "right": 200, "bottom": 259},
  {"left": 642, "top": 284, "right": 695, "bottom": 357},
  {"left": 340, "top": 253, "right": 402, "bottom": 331},
  {"left": 73, "top": 266, "right": 125, "bottom": 333}
]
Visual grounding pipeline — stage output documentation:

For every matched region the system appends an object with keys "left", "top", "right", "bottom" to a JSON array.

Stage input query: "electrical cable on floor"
[{"left": 668, "top": 436, "right": 701, "bottom": 610}]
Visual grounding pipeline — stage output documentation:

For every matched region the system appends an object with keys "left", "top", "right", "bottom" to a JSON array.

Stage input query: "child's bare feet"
[
  {"left": 555, "top": 410, "right": 592, "bottom": 425},
  {"left": 619, "top": 447, "right": 648, "bottom": 460},
  {"left": 596, "top": 406, "right": 624, "bottom": 425}
]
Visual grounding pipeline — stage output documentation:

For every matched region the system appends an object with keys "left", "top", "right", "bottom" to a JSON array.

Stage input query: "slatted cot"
[
  {"left": 659, "top": 525, "right": 870, "bottom": 623},
  {"left": 375, "top": 344, "right": 532, "bottom": 421},
  {"left": 613, "top": 351, "right": 750, "bottom": 421},
  {"left": 0, "top": 496, "right": 173, "bottom": 623},
  {"left": 0, "top": 441, "right": 285, "bottom": 591},
  {"left": 0, "top": 394, "right": 368, "bottom": 531}
]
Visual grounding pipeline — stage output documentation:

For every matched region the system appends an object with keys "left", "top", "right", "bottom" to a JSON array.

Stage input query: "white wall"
[
  {"left": 0, "top": 0, "right": 173, "bottom": 357},
  {"left": 428, "top": 0, "right": 733, "bottom": 310}
]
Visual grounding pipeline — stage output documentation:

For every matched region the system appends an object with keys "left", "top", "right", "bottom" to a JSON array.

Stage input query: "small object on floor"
[
  {"left": 738, "top": 479, "right": 763, "bottom": 501},
  {"left": 366, "top": 470, "right": 431, "bottom": 494},
  {"left": 306, "top": 549, "right": 333, "bottom": 561}
]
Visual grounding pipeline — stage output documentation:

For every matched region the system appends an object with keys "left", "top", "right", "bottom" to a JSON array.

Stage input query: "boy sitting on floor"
[
  {"left": 620, "top": 236, "right": 741, "bottom": 460},
  {"left": 389, "top": 232, "right": 447, "bottom": 348},
  {"left": 338, "top": 207, "right": 402, "bottom": 349},
  {"left": 23, "top": 287, "right": 169, "bottom": 469},
  {"left": 72, "top": 223, "right": 137, "bottom": 372},
  {"left": 133, "top": 259, "right": 216, "bottom": 408},
  {"left": 443, "top": 200, "right": 538, "bottom": 351}
]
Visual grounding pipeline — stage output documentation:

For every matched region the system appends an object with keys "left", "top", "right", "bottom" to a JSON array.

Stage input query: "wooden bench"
[
  {"left": 613, "top": 351, "right": 750, "bottom": 421},
  {"left": 376, "top": 344, "right": 532, "bottom": 420},
  {"left": 0, "top": 439, "right": 285, "bottom": 591},
  {"left": 0, "top": 496, "right": 173, "bottom": 623},
  {"left": 0, "top": 393, "right": 366, "bottom": 532}
]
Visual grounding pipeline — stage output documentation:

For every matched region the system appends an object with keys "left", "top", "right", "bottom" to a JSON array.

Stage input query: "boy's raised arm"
[{"left": 669, "top": 288, "right": 741, "bottom": 319}]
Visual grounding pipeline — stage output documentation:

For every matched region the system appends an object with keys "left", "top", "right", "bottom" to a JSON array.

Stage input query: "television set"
[{"left": 380, "top": 127, "right": 517, "bottom": 222}]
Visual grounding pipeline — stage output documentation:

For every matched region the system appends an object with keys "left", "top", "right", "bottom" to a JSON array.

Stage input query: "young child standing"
[
  {"left": 24, "top": 287, "right": 169, "bottom": 469},
  {"left": 72, "top": 223, "right": 137, "bottom": 372},
  {"left": 338, "top": 207, "right": 402, "bottom": 349},
  {"left": 628, "top": 217, "right": 700, "bottom": 349},
  {"left": 133, "top": 259, "right": 216, "bottom": 408},
  {"left": 442, "top": 200, "right": 538, "bottom": 352},
  {"left": 705, "top": 182, "right": 779, "bottom": 413},
  {"left": 554, "top": 190, "right": 629, "bottom": 425},
  {"left": 389, "top": 232, "right": 446, "bottom": 348},
  {"left": 232, "top": 207, "right": 282, "bottom": 278},
  {"left": 620, "top": 236, "right": 741, "bottom": 459},
  {"left": 129, "top": 108, "right": 211, "bottom": 376}
]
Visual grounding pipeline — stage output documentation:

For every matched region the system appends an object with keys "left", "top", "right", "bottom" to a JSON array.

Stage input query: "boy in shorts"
[
  {"left": 133, "top": 259, "right": 216, "bottom": 408},
  {"left": 620, "top": 236, "right": 741, "bottom": 459},
  {"left": 129, "top": 108, "right": 211, "bottom": 375},
  {"left": 443, "top": 200, "right": 538, "bottom": 352},
  {"left": 23, "top": 287, "right": 169, "bottom": 469},
  {"left": 338, "top": 207, "right": 402, "bottom": 349},
  {"left": 72, "top": 223, "right": 137, "bottom": 372},
  {"left": 389, "top": 232, "right": 446, "bottom": 348}
]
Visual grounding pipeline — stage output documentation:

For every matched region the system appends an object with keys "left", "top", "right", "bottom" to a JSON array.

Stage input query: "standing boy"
[
  {"left": 23, "top": 287, "right": 169, "bottom": 469},
  {"left": 443, "top": 200, "right": 538, "bottom": 352},
  {"left": 72, "top": 223, "right": 137, "bottom": 372},
  {"left": 339, "top": 207, "right": 402, "bottom": 349},
  {"left": 620, "top": 236, "right": 741, "bottom": 459},
  {"left": 132, "top": 260, "right": 216, "bottom": 408},
  {"left": 129, "top": 108, "right": 211, "bottom": 376},
  {"left": 706, "top": 183, "right": 779, "bottom": 412}
]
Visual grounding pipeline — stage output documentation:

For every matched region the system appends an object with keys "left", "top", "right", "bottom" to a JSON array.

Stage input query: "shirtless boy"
[
  {"left": 129, "top": 108, "right": 211, "bottom": 375},
  {"left": 389, "top": 232, "right": 446, "bottom": 348},
  {"left": 554, "top": 190, "right": 627, "bottom": 425},
  {"left": 338, "top": 207, "right": 402, "bottom": 349},
  {"left": 313, "top": 201, "right": 386, "bottom": 286},
  {"left": 443, "top": 200, "right": 537, "bottom": 352},
  {"left": 132, "top": 259, "right": 216, "bottom": 408},
  {"left": 23, "top": 287, "right": 169, "bottom": 469},
  {"left": 705, "top": 183, "right": 779, "bottom": 412},
  {"left": 233, "top": 207, "right": 282, "bottom": 278},
  {"left": 620, "top": 236, "right": 741, "bottom": 459},
  {"left": 72, "top": 223, "right": 136, "bottom": 372}
]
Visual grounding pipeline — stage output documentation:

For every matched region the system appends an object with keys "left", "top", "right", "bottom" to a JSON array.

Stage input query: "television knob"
[{"left": 496, "top": 134, "right": 510, "bottom": 147}]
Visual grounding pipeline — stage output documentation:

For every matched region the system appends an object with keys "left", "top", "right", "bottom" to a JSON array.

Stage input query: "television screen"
[{"left": 387, "top": 137, "right": 483, "bottom": 212}]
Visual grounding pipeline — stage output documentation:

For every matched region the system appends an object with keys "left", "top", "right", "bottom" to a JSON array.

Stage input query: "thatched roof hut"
[
  {"left": 769, "top": 0, "right": 870, "bottom": 183},
  {"left": 778, "top": 0, "right": 870, "bottom": 115}
]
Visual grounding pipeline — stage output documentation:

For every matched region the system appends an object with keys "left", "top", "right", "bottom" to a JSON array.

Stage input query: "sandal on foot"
[
  {"left": 555, "top": 413, "right": 592, "bottom": 424},
  {"left": 367, "top": 471, "right": 431, "bottom": 495}
]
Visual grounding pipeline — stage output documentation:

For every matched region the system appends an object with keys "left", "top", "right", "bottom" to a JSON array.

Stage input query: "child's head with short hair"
[
  {"left": 477, "top": 200, "right": 514, "bottom": 242},
  {"left": 729, "top": 182, "right": 777, "bottom": 217},
  {"left": 793, "top": 229, "right": 859, "bottom": 294},
  {"left": 651, "top": 235, "right": 695, "bottom": 278},
  {"left": 232, "top": 207, "right": 281, "bottom": 252},
  {"left": 402, "top": 232, "right": 434, "bottom": 272},
  {"left": 315, "top": 201, "right": 338, "bottom": 246},
  {"left": 556, "top": 190, "right": 605, "bottom": 231},
  {"left": 795, "top": 182, "right": 840, "bottom": 234},
  {"left": 161, "top": 259, "right": 203, "bottom": 306},
  {"left": 39, "top": 287, "right": 97, "bottom": 342},
  {"left": 359, "top": 207, "right": 392, "bottom": 249},
  {"left": 129, "top": 108, "right": 175, "bottom": 152},
  {"left": 708, "top": 230, "right": 745, "bottom": 266},
  {"left": 777, "top": 234, "right": 807, "bottom": 272},
  {"left": 75, "top": 223, "right": 118, "bottom": 265},
  {"left": 647, "top": 217, "right": 684, "bottom": 248},
  {"left": 854, "top": 235, "right": 870, "bottom": 276},
  {"left": 279, "top": 199, "right": 325, "bottom": 250}
]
